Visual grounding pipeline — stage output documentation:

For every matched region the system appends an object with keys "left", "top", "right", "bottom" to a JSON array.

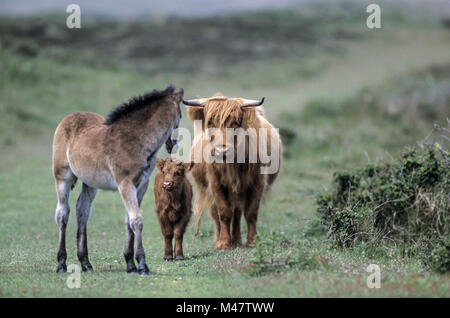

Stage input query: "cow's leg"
[
  {"left": 76, "top": 183, "right": 97, "bottom": 272},
  {"left": 124, "top": 178, "right": 149, "bottom": 273},
  {"left": 231, "top": 207, "right": 243, "bottom": 247},
  {"left": 215, "top": 197, "right": 233, "bottom": 249},
  {"left": 119, "top": 179, "right": 149, "bottom": 275},
  {"left": 244, "top": 186, "right": 263, "bottom": 247},
  {"left": 54, "top": 168, "right": 77, "bottom": 273},
  {"left": 209, "top": 176, "right": 233, "bottom": 249},
  {"left": 210, "top": 205, "right": 221, "bottom": 245}
]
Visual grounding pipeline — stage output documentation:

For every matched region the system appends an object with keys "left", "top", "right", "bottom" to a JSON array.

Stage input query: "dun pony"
[{"left": 52, "top": 85, "right": 183, "bottom": 275}]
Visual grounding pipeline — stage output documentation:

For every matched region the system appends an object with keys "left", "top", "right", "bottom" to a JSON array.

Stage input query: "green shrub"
[
  {"left": 248, "top": 231, "right": 320, "bottom": 276},
  {"left": 317, "top": 143, "right": 449, "bottom": 272}
]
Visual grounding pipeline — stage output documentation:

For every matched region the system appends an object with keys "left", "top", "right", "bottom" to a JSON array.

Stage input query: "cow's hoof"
[
  {"left": 232, "top": 241, "right": 244, "bottom": 248},
  {"left": 175, "top": 255, "right": 184, "bottom": 261},
  {"left": 56, "top": 264, "right": 67, "bottom": 274},
  {"left": 216, "top": 241, "right": 231, "bottom": 250}
]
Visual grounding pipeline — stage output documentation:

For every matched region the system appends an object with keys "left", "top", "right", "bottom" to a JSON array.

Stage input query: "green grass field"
[{"left": 0, "top": 2, "right": 449, "bottom": 297}]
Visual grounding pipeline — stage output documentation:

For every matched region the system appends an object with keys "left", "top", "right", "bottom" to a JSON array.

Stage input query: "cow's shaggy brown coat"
[
  {"left": 154, "top": 158, "right": 193, "bottom": 261},
  {"left": 183, "top": 95, "right": 282, "bottom": 249},
  {"left": 52, "top": 85, "right": 183, "bottom": 275}
]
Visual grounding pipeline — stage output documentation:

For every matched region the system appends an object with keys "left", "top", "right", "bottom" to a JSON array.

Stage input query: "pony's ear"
[
  {"left": 183, "top": 161, "right": 194, "bottom": 172},
  {"left": 174, "top": 88, "right": 184, "bottom": 103},
  {"left": 186, "top": 107, "right": 204, "bottom": 122},
  {"left": 156, "top": 158, "right": 165, "bottom": 171}
]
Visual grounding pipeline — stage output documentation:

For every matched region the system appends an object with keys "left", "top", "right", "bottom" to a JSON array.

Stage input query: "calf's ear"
[
  {"left": 156, "top": 158, "right": 165, "bottom": 171},
  {"left": 183, "top": 161, "right": 194, "bottom": 172}
]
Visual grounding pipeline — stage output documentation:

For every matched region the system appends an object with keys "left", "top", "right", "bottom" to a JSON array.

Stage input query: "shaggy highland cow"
[{"left": 182, "top": 94, "right": 282, "bottom": 249}]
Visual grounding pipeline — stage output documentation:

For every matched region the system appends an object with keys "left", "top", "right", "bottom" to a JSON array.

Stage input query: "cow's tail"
[{"left": 192, "top": 193, "right": 208, "bottom": 243}]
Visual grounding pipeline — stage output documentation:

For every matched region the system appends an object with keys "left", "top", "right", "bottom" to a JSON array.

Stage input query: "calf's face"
[{"left": 156, "top": 158, "right": 193, "bottom": 192}]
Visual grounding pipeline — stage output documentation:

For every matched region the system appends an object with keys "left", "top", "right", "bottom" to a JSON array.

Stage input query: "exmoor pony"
[
  {"left": 52, "top": 85, "right": 183, "bottom": 275},
  {"left": 182, "top": 94, "right": 282, "bottom": 249}
]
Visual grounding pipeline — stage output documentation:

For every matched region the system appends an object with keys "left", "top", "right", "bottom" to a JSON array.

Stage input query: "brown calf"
[{"left": 154, "top": 158, "right": 193, "bottom": 261}]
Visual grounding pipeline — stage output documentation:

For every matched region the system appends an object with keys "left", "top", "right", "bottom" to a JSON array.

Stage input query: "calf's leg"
[
  {"left": 163, "top": 229, "right": 174, "bottom": 261},
  {"left": 76, "top": 183, "right": 97, "bottom": 272},
  {"left": 174, "top": 220, "right": 188, "bottom": 260},
  {"left": 158, "top": 218, "right": 174, "bottom": 261}
]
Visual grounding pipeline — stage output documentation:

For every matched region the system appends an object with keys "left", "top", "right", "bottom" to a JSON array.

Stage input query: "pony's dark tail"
[{"left": 71, "top": 177, "right": 78, "bottom": 190}]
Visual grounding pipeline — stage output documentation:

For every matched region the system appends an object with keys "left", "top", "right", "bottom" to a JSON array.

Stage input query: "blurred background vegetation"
[{"left": 0, "top": 0, "right": 448, "bottom": 297}]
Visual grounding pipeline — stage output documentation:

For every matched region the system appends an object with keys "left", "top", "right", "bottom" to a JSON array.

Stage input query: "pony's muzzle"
[{"left": 165, "top": 139, "right": 178, "bottom": 154}]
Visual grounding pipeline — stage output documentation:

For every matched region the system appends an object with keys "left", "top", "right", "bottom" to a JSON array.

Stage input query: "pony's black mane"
[{"left": 105, "top": 85, "right": 176, "bottom": 125}]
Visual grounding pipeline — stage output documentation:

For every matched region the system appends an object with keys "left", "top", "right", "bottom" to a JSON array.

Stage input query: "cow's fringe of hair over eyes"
[{"left": 202, "top": 94, "right": 262, "bottom": 129}]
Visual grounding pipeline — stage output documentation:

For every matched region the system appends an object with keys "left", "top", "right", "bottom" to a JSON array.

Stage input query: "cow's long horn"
[
  {"left": 182, "top": 99, "right": 205, "bottom": 106},
  {"left": 241, "top": 97, "right": 265, "bottom": 107}
]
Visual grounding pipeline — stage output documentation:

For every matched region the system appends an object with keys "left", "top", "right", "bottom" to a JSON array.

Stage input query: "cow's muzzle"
[{"left": 213, "top": 145, "right": 231, "bottom": 157}]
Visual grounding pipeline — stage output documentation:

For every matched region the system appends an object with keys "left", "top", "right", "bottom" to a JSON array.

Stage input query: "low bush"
[
  {"left": 248, "top": 231, "right": 321, "bottom": 276},
  {"left": 317, "top": 134, "right": 449, "bottom": 272}
]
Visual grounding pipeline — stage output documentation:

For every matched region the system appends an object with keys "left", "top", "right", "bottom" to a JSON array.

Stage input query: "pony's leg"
[
  {"left": 124, "top": 213, "right": 137, "bottom": 273},
  {"left": 119, "top": 179, "right": 149, "bottom": 275},
  {"left": 54, "top": 171, "right": 76, "bottom": 273},
  {"left": 75, "top": 183, "right": 97, "bottom": 272},
  {"left": 124, "top": 179, "right": 149, "bottom": 273}
]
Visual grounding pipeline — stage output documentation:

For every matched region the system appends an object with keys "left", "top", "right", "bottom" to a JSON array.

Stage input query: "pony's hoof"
[
  {"left": 81, "top": 263, "right": 94, "bottom": 272},
  {"left": 164, "top": 256, "right": 174, "bottom": 262},
  {"left": 56, "top": 264, "right": 67, "bottom": 273},
  {"left": 175, "top": 255, "right": 184, "bottom": 261},
  {"left": 138, "top": 264, "right": 150, "bottom": 276},
  {"left": 127, "top": 265, "right": 138, "bottom": 274}
]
